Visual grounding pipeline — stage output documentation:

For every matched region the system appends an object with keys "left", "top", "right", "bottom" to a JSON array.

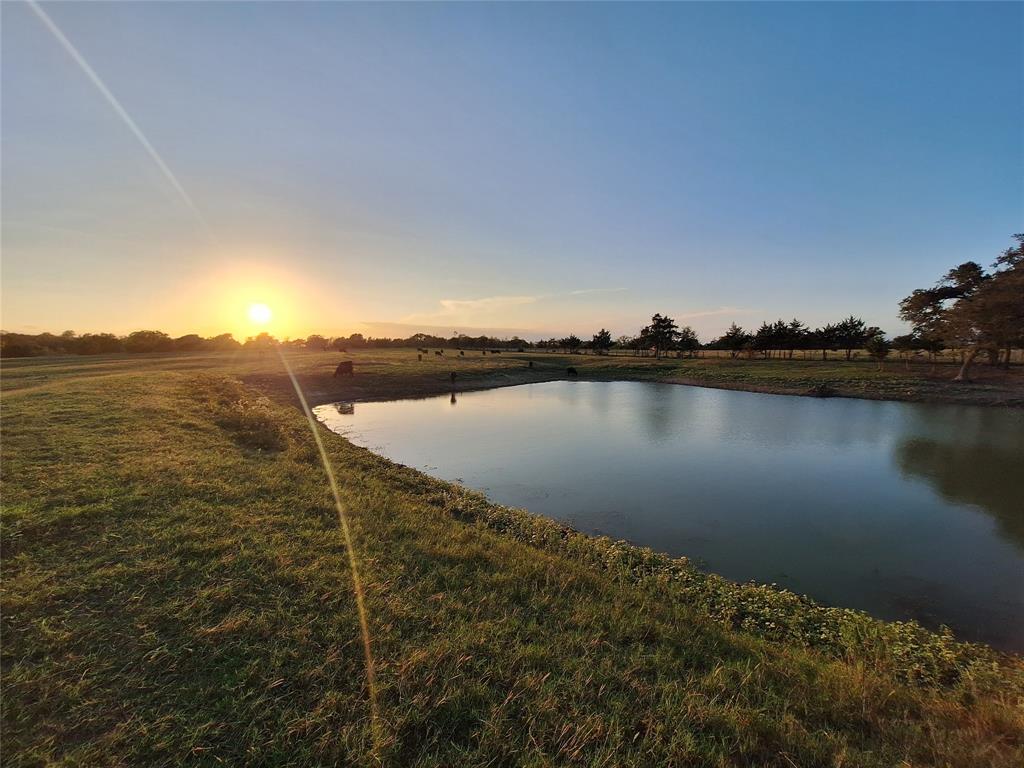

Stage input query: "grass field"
[{"left": 3, "top": 349, "right": 1023, "bottom": 766}]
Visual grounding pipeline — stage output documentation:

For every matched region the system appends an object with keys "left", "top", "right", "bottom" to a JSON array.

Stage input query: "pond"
[{"left": 314, "top": 381, "right": 1024, "bottom": 652}]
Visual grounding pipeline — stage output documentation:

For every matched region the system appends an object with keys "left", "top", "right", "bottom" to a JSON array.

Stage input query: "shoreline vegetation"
[{"left": 3, "top": 349, "right": 1023, "bottom": 765}]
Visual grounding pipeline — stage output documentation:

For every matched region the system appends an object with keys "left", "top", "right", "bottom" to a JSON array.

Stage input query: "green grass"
[{"left": 2, "top": 350, "right": 1023, "bottom": 766}]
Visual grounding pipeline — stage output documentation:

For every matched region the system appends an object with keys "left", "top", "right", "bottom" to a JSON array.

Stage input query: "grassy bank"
[{"left": 3, "top": 351, "right": 1023, "bottom": 766}]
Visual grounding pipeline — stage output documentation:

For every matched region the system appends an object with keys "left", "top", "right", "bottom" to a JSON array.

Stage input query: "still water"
[{"left": 315, "top": 381, "right": 1024, "bottom": 651}]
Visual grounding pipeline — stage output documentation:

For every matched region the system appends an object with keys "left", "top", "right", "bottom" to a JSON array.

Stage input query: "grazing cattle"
[
  {"left": 434, "top": 350, "right": 444, "bottom": 357},
  {"left": 567, "top": 366, "right": 578, "bottom": 377},
  {"left": 491, "top": 349, "right": 501, "bottom": 355},
  {"left": 334, "top": 361, "right": 354, "bottom": 377}
]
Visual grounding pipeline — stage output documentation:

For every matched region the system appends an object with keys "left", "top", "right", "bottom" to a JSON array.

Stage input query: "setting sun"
[{"left": 247, "top": 303, "right": 272, "bottom": 326}]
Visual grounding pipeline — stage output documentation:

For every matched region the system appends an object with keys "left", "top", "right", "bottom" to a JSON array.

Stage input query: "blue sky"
[{"left": 2, "top": 1, "right": 1021, "bottom": 340}]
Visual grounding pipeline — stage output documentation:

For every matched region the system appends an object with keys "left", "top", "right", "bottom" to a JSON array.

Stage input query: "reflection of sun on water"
[{"left": 248, "top": 303, "right": 273, "bottom": 326}]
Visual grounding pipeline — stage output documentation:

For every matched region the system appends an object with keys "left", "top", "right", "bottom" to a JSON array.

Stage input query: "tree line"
[
  {"left": 0, "top": 329, "right": 533, "bottom": 358},
  {"left": 4, "top": 236, "right": 1020, "bottom": 378}
]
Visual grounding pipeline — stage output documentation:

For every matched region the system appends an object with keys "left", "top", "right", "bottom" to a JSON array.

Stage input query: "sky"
[{"left": 2, "top": 1, "right": 1021, "bottom": 342}]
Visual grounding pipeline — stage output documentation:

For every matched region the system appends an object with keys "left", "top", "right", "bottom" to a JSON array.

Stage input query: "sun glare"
[{"left": 248, "top": 302, "right": 273, "bottom": 326}]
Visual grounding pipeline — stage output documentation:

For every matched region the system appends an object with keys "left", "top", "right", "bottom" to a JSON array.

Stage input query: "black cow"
[
  {"left": 567, "top": 366, "right": 578, "bottom": 377},
  {"left": 334, "top": 361, "right": 354, "bottom": 377}
]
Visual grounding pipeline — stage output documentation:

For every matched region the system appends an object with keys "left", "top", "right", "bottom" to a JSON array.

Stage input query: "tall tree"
[
  {"left": 891, "top": 334, "right": 919, "bottom": 369},
  {"left": 124, "top": 330, "right": 174, "bottom": 353},
  {"left": 641, "top": 313, "right": 679, "bottom": 358},
  {"left": 719, "top": 323, "right": 750, "bottom": 359},
  {"left": 865, "top": 334, "right": 890, "bottom": 371},
  {"left": 560, "top": 334, "right": 582, "bottom": 353},
  {"left": 786, "top": 319, "right": 808, "bottom": 358},
  {"left": 305, "top": 334, "right": 329, "bottom": 351},
  {"left": 811, "top": 324, "right": 838, "bottom": 361},
  {"left": 834, "top": 316, "right": 868, "bottom": 361},
  {"left": 900, "top": 236, "right": 1024, "bottom": 380},
  {"left": 677, "top": 326, "right": 700, "bottom": 357},
  {"left": 591, "top": 328, "right": 613, "bottom": 355}
]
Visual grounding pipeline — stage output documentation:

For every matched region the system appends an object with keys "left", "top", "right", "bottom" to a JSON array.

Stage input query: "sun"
[{"left": 247, "top": 302, "right": 273, "bottom": 326}]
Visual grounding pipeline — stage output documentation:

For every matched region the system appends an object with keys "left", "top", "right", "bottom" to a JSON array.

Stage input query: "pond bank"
[
  {"left": 4, "top": 354, "right": 1023, "bottom": 765},
  {"left": 245, "top": 350, "right": 1024, "bottom": 410}
]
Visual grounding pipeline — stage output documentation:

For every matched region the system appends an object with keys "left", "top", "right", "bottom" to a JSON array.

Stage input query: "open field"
[{"left": 3, "top": 350, "right": 1024, "bottom": 766}]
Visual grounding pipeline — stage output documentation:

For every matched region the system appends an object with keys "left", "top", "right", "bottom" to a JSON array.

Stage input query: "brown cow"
[{"left": 334, "top": 361, "right": 354, "bottom": 377}]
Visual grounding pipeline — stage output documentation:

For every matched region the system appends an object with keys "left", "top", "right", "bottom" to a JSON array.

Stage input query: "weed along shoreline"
[
  {"left": 258, "top": 350, "right": 1024, "bottom": 411},
  {"left": 4, "top": 349, "right": 1024, "bottom": 765},
  {"left": 295, "top": 351, "right": 1024, "bottom": 661},
  {"left": 313, "top": 381, "right": 1024, "bottom": 653}
]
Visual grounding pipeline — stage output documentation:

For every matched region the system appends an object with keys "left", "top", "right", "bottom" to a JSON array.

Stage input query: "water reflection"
[
  {"left": 314, "top": 382, "right": 1024, "bottom": 650},
  {"left": 896, "top": 438, "right": 1024, "bottom": 550}
]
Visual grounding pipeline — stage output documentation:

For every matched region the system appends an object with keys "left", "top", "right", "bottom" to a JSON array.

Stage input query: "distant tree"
[
  {"left": 676, "top": 326, "right": 700, "bottom": 357},
  {"left": 865, "top": 334, "right": 890, "bottom": 370},
  {"left": 718, "top": 323, "right": 750, "bottom": 359},
  {"left": 305, "top": 334, "right": 329, "bottom": 351},
  {"left": 244, "top": 332, "right": 277, "bottom": 349},
  {"left": 560, "top": 334, "right": 582, "bottom": 353},
  {"left": 900, "top": 236, "right": 1024, "bottom": 380},
  {"left": 591, "top": 328, "right": 613, "bottom": 355},
  {"left": 833, "top": 316, "right": 868, "bottom": 361},
  {"left": 753, "top": 322, "right": 774, "bottom": 358},
  {"left": 641, "top": 313, "right": 679, "bottom": 357},
  {"left": 76, "top": 333, "right": 124, "bottom": 355},
  {"left": 786, "top": 319, "right": 809, "bottom": 358},
  {"left": 891, "top": 334, "right": 919, "bottom": 369},
  {"left": 124, "top": 330, "right": 173, "bottom": 353},
  {"left": 208, "top": 333, "right": 242, "bottom": 351},
  {"left": 0, "top": 333, "right": 44, "bottom": 358},
  {"left": 173, "top": 334, "right": 206, "bottom": 352}
]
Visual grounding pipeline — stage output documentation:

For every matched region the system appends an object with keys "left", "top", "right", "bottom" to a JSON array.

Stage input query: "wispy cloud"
[
  {"left": 402, "top": 295, "right": 540, "bottom": 325},
  {"left": 568, "top": 288, "right": 628, "bottom": 297},
  {"left": 403, "top": 287, "right": 625, "bottom": 326},
  {"left": 437, "top": 295, "right": 539, "bottom": 314}
]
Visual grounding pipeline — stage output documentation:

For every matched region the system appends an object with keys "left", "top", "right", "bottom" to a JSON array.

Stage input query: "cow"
[
  {"left": 334, "top": 361, "right": 354, "bottom": 377},
  {"left": 528, "top": 361, "right": 534, "bottom": 368},
  {"left": 567, "top": 366, "right": 578, "bottom": 377},
  {"left": 459, "top": 350, "right": 465, "bottom": 356},
  {"left": 434, "top": 350, "right": 444, "bottom": 357}
]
